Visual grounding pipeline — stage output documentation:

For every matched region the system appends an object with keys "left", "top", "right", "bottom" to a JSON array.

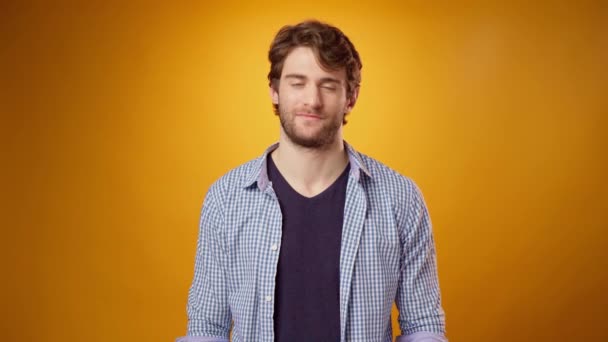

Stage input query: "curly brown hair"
[{"left": 268, "top": 20, "right": 362, "bottom": 124}]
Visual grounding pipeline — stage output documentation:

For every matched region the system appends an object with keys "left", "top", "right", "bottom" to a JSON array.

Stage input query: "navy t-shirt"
[{"left": 268, "top": 154, "right": 350, "bottom": 342}]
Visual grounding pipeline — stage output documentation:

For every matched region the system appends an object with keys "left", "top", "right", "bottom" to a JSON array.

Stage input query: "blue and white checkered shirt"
[{"left": 177, "top": 142, "right": 447, "bottom": 342}]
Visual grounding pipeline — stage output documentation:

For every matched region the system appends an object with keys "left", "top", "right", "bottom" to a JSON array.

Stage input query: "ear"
[
  {"left": 345, "top": 87, "right": 359, "bottom": 113},
  {"left": 269, "top": 85, "right": 279, "bottom": 105}
]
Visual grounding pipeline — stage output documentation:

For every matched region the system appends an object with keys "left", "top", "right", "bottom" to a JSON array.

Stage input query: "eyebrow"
[{"left": 284, "top": 74, "right": 342, "bottom": 84}]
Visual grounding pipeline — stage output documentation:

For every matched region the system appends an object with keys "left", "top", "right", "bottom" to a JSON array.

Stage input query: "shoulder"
[
  {"left": 206, "top": 156, "right": 262, "bottom": 201},
  {"left": 355, "top": 152, "right": 427, "bottom": 226},
  {"left": 357, "top": 152, "right": 421, "bottom": 197}
]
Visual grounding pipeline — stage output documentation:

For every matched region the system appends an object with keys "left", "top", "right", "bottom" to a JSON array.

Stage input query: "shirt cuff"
[
  {"left": 395, "top": 331, "right": 448, "bottom": 342},
  {"left": 175, "top": 336, "right": 229, "bottom": 342}
]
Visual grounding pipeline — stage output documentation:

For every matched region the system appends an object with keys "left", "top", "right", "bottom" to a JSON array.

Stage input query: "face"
[{"left": 270, "top": 46, "right": 356, "bottom": 149}]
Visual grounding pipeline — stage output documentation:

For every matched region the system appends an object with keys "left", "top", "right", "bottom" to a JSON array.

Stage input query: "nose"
[{"left": 304, "top": 85, "right": 323, "bottom": 109}]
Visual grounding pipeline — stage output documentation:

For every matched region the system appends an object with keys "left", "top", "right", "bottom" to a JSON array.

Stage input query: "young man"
[{"left": 177, "top": 20, "right": 447, "bottom": 342}]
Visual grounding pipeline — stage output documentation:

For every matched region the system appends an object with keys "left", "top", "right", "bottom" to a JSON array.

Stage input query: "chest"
[{"left": 218, "top": 186, "right": 402, "bottom": 284}]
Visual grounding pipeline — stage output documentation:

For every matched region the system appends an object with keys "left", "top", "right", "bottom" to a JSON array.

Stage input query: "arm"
[
  {"left": 176, "top": 186, "right": 231, "bottom": 342},
  {"left": 394, "top": 181, "right": 447, "bottom": 342}
]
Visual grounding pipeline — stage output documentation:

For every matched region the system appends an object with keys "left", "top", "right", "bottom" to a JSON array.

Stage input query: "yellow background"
[{"left": 2, "top": 1, "right": 607, "bottom": 341}]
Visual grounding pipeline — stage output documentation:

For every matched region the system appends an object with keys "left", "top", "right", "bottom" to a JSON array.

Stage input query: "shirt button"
[
  {"left": 270, "top": 244, "right": 278, "bottom": 251},
  {"left": 265, "top": 295, "right": 272, "bottom": 302}
]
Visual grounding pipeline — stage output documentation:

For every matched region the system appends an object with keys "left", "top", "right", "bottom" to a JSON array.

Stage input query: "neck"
[{"left": 270, "top": 132, "right": 349, "bottom": 197}]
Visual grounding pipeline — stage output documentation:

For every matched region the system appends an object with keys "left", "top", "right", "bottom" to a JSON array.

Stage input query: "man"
[{"left": 177, "top": 20, "right": 447, "bottom": 342}]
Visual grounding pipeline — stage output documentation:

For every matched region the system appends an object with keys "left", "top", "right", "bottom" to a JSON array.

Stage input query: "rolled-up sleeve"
[
  {"left": 395, "top": 331, "right": 447, "bottom": 342},
  {"left": 175, "top": 337, "right": 228, "bottom": 342},
  {"left": 395, "top": 180, "right": 447, "bottom": 341},
  {"left": 177, "top": 185, "right": 232, "bottom": 341}
]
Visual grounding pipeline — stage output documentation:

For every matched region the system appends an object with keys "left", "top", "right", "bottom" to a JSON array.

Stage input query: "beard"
[{"left": 279, "top": 105, "right": 343, "bottom": 149}]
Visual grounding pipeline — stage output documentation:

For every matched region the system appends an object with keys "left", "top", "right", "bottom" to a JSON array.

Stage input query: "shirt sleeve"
[
  {"left": 395, "top": 331, "right": 448, "bottom": 342},
  {"left": 175, "top": 337, "right": 229, "bottom": 342},
  {"left": 180, "top": 185, "right": 232, "bottom": 340},
  {"left": 394, "top": 180, "right": 447, "bottom": 339}
]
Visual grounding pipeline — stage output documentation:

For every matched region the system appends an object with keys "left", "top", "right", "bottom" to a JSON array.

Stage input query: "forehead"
[{"left": 281, "top": 46, "right": 346, "bottom": 81}]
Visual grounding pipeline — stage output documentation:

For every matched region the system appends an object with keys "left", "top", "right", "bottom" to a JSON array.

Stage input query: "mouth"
[{"left": 296, "top": 112, "right": 322, "bottom": 119}]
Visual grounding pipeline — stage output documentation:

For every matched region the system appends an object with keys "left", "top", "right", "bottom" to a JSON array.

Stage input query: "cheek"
[
  {"left": 280, "top": 92, "right": 300, "bottom": 107},
  {"left": 327, "top": 96, "right": 348, "bottom": 111}
]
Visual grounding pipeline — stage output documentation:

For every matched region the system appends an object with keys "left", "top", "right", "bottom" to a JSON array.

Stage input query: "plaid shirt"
[{"left": 177, "top": 142, "right": 447, "bottom": 342}]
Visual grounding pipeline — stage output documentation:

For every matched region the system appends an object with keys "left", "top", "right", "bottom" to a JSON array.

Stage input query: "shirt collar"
[{"left": 242, "top": 141, "right": 372, "bottom": 190}]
